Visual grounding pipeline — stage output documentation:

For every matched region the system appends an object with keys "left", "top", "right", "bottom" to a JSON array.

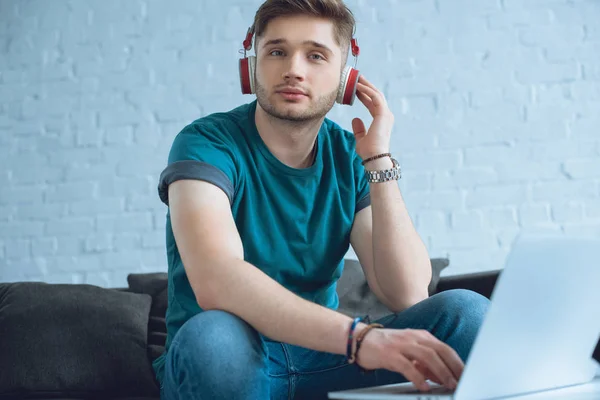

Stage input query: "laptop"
[{"left": 328, "top": 233, "right": 600, "bottom": 400}]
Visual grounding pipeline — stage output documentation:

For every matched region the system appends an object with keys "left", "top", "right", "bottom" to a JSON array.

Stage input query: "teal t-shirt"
[{"left": 152, "top": 100, "right": 371, "bottom": 386}]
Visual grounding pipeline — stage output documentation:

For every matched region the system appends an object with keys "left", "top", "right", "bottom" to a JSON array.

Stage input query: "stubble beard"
[{"left": 255, "top": 79, "right": 338, "bottom": 124}]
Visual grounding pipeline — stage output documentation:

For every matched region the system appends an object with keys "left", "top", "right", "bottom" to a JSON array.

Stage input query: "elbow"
[{"left": 386, "top": 290, "right": 430, "bottom": 313}]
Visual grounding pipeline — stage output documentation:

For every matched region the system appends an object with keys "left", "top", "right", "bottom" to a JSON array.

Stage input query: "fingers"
[
  {"left": 356, "top": 82, "right": 385, "bottom": 109},
  {"left": 351, "top": 118, "right": 367, "bottom": 139},
  {"left": 413, "top": 360, "right": 443, "bottom": 386},
  {"left": 392, "top": 355, "right": 430, "bottom": 392},
  {"left": 418, "top": 333, "right": 464, "bottom": 380},
  {"left": 404, "top": 344, "right": 457, "bottom": 389}
]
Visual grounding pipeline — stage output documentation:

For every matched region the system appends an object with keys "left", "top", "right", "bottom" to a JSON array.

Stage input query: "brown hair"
[{"left": 252, "top": 0, "right": 356, "bottom": 55}]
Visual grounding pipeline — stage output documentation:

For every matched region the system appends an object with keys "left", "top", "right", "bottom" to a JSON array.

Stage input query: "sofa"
[{"left": 0, "top": 258, "right": 597, "bottom": 400}]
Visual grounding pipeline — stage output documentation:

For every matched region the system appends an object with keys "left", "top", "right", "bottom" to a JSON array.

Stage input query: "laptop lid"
[{"left": 455, "top": 233, "right": 600, "bottom": 400}]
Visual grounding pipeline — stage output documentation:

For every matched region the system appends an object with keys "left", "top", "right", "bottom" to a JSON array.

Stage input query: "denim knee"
[
  {"left": 429, "top": 289, "right": 490, "bottom": 359},
  {"left": 165, "top": 310, "right": 269, "bottom": 398}
]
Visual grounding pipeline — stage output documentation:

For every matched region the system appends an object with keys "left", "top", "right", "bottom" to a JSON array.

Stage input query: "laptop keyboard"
[{"left": 405, "top": 385, "right": 455, "bottom": 395}]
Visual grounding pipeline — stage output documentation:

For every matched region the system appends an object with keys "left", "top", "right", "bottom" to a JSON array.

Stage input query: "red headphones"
[{"left": 239, "top": 27, "right": 361, "bottom": 106}]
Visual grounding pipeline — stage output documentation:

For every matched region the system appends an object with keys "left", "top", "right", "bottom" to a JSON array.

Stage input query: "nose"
[{"left": 282, "top": 53, "right": 305, "bottom": 82}]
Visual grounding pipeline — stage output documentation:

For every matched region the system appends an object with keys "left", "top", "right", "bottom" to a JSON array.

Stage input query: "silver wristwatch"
[{"left": 366, "top": 157, "right": 402, "bottom": 183}]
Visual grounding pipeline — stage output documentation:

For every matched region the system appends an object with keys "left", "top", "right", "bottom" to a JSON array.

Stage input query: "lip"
[{"left": 277, "top": 87, "right": 307, "bottom": 96}]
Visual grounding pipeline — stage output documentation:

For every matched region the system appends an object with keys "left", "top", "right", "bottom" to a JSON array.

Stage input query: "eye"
[
  {"left": 269, "top": 50, "right": 284, "bottom": 56},
  {"left": 309, "top": 53, "right": 325, "bottom": 61}
]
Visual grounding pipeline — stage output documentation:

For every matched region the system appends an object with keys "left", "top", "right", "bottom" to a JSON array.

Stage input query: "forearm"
[
  {"left": 198, "top": 258, "right": 358, "bottom": 355},
  {"left": 366, "top": 157, "right": 432, "bottom": 308}
]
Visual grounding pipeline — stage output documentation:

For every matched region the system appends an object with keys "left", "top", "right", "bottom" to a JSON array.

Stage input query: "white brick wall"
[{"left": 1, "top": 0, "right": 599, "bottom": 286}]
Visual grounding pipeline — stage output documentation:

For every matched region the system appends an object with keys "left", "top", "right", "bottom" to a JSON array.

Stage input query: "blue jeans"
[{"left": 160, "top": 289, "right": 489, "bottom": 400}]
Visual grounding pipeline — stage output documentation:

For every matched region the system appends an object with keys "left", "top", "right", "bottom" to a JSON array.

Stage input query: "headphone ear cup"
[
  {"left": 336, "top": 66, "right": 360, "bottom": 105},
  {"left": 239, "top": 56, "right": 256, "bottom": 94}
]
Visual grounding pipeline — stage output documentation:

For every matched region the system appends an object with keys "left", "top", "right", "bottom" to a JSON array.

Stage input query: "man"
[{"left": 153, "top": 0, "right": 489, "bottom": 399}]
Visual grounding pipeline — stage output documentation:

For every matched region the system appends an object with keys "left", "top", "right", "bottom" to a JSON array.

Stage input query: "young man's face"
[{"left": 254, "top": 15, "right": 344, "bottom": 122}]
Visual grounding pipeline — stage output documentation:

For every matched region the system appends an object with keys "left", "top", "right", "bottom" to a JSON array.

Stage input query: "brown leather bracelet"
[
  {"left": 361, "top": 153, "right": 391, "bottom": 166},
  {"left": 354, "top": 323, "right": 384, "bottom": 371}
]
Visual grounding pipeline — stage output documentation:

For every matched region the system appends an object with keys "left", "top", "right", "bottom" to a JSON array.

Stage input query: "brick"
[
  {"left": 96, "top": 213, "right": 153, "bottom": 233},
  {"left": 113, "top": 232, "right": 142, "bottom": 251},
  {"left": 562, "top": 223, "right": 600, "bottom": 237},
  {"left": 45, "top": 181, "right": 97, "bottom": 203},
  {"left": 31, "top": 237, "right": 57, "bottom": 257},
  {"left": 482, "top": 207, "right": 519, "bottom": 229},
  {"left": 496, "top": 161, "right": 562, "bottom": 184},
  {"left": 400, "top": 150, "right": 461, "bottom": 172},
  {"left": 0, "top": 221, "right": 44, "bottom": 238},
  {"left": 451, "top": 210, "right": 484, "bottom": 230},
  {"left": 515, "top": 62, "right": 580, "bottom": 85},
  {"left": 543, "top": 41, "right": 600, "bottom": 64},
  {"left": 100, "top": 249, "right": 145, "bottom": 270},
  {"left": 563, "top": 159, "right": 600, "bottom": 179},
  {"left": 464, "top": 145, "right": 528, "bottom": 168},
  {"left": 416, "top": 211, "right": 449, "bottom": 233},
  {"left": 0, "top": 205, "right": 15, "bottom": 221},
  {"left": 519, "top": 25, "right": 584, "bottom": 48},
  {"left": 0, "top": 185, "right": 45, "bottom": 205},
  {"left": 570, "top": 81, "right": 600, "bottom": 101},
  {"left": 583, "top": 63, "right": 600, "bottom": 81},
  {"left": 437, "top": 168, "right": 499, "bottom": 190},
  {"left": 4, "top": 238, "right": 31, "bottom": 260},
  {"left": 69, "top": 198, "right": 124, "bottom": 217},
  {"left": 519, "top": 204, "right": 551, "bottom": 227},
  {"left": 532, "top": 83, "right": 571, "bottom": 107},
  {"left": 46, "top": 217, "right": 94, "bottom": 236},
  {"left": 402, "top": 172, "right": 433, "bottom": 192},
  {"left": 18, "top": 203, "right": 68, "bottom": 221},
  {"left": 2, "top": 258, "right": 47, "bottom": 277},
  {"left": 98, "top": 177, "right": 153, "bottom": 197},
  {"left": 48, "top": 148, "right": 104, "bottom": 167},
  {"left": 82, "top": 271, "right": 111, "bottom": 288},
  {"left": 585, "top": 201, "right": 600, "bottom": 220},
  {"left": 153, "top": 211, "right": 167, "bottom": 231},
  {"left": 105, "top": 126, "right": 134, "bottom": 146},
  {"left": 126, "top": 195, "right": 165, "bottom": 212},
  {"left": 404, "top": 190, "right": 464, "bottom": 212},
  {"left": 45, "top": 254, "right": 103, "bottom": 273},
  {"left": 76, "top": 129, "right": 103, "bottom": 148},
  {"left": 142, "top": 232, "right": 164, "bottom": 249},
  {"left": 53, "top": 235, "right": 84, "bottom": 256},
  {"left": 438, "top": 247, "right": 510, "bottom": 276},
  {"left": 12, "top": 166, "right": 64, "bottom": 185},
  {"left": 434, "top": 230, "right": 498, "bottom": 250},
  {"left": 532, "top": 181, "right": 598, "bottom": 202},
  {"left": 466, "top": 184, "right": 528, "bottom": 208},
  {"left": 39, "top": 272, "right": 85, "bottom": 284},
  {"left": 527, "top": 139, "right": 598, "bottom": 162},
  {"left": 84, "top": 234, "right": 113, "bottom": 253},
  {"left": 551, "top": 202, "right": 584, "bottom": 223}
]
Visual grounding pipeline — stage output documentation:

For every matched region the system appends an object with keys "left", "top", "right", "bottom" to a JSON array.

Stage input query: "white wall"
[{"left": 1, "top": 0, "right": 599, "bottom": 286}]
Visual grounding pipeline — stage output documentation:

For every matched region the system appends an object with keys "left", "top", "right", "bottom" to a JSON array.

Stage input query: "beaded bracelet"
[
  {"left": 346, "top": 317, "right": 363, "bottom": 363},
  {"left": 361, "top": 152, "right": 392, "bottom": 166}
]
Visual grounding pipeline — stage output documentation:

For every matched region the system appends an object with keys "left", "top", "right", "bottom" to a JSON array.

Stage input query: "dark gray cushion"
[
  {"left": 0, "top": 282, "right": 159, "bottom": 399},
  {"left": 127, "top": 273, "right": 168, "bottom": 362},
  {"left": 337, "top": 258, "right": 450, "bottom": 320}
]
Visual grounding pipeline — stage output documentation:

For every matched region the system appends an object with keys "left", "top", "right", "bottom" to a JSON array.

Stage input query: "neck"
[{"left": 254, "top": 103, "right": 324, "bottom": 169}]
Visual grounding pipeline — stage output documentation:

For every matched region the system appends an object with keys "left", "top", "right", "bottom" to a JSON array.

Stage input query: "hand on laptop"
[{"left": 356, "top": 328, "right": 463, "bottom": 392}]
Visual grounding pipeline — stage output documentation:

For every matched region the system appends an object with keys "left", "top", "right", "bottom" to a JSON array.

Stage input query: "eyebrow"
[{"left": 261, "top": 38, "right": 333, "bottom": 54}]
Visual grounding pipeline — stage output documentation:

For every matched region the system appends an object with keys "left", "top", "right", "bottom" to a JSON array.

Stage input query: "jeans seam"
[
  {"left": 280, "top": 343, "right": 295, "bottom": 400},
  {"left": 292, "top": 361, "right": 354, "bottom": 376}
]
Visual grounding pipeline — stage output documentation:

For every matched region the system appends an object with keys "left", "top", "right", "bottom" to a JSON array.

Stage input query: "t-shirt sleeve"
[
  {"left": 157, "top": 123, "right": 238, "bottom": 206},
  {"left": 353, "top": 152, "right": 371, "bottom": 213}
]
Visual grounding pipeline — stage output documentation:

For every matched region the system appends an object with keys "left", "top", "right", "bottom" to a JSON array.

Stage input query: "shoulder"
[
  {"left": 179, "top": 102, "right": 255, "bottom": 142},
  {"left": 322, "top": 117, "right": 358, "bottom": 155}
]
